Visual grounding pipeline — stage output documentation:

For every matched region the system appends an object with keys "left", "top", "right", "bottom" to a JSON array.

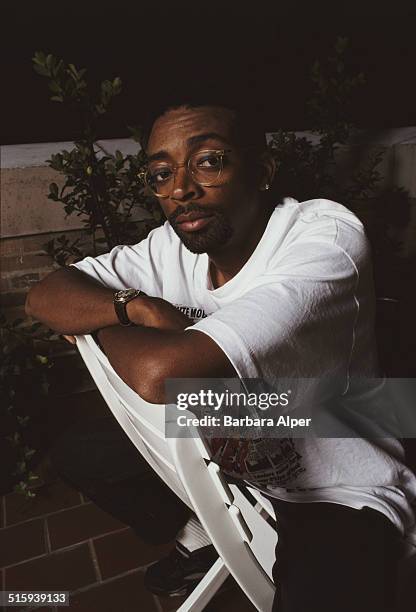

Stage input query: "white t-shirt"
[{"left": 73, "top": 197, "right": 416, "bottom": 546}]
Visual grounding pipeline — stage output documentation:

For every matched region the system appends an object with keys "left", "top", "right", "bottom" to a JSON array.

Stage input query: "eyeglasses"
[{"left": 139, "top": 149, "right": 233, "bottom": 198}]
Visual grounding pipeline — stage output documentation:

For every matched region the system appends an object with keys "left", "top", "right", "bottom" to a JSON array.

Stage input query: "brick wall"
[{"left": 0, "top": 229, "right": 87, "bottom": 321}]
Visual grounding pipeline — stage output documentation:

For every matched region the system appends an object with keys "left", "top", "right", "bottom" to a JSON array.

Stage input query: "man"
[{"left": 26, "top": 98, "right": 416, "bottom": 611}]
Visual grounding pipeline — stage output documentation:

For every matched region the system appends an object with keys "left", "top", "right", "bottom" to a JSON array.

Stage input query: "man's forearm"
[
  {"left": 26, "top": 265, "right": 236, "bottom": 402},
  {"left": 25, "top": 267, "right": 119, "bottom": 334},
  {"left": 97, "top": 323, "right": 236, "bottom": 404},
  {"left": 97, "top": 325, "right": 185, "bottom": 403},
  {"left": 26, "top": 265, "right": 193, "bottom": 340}
]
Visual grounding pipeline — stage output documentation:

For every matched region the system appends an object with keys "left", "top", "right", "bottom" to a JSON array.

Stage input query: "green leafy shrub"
[
  {"left": 33, "top": 51, "right": 162, "bottom": 264},
  {"left": 0, "top": 316, "right": 58, "bottom": 496}
]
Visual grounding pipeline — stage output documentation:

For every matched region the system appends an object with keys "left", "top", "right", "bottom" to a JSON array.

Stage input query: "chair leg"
[{"left": 176, "top": 557, "right": 230, "bottom": 612}]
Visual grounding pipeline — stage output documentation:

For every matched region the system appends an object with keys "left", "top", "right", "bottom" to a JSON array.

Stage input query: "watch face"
[{"left": 114, "top": 288, "right": 139, "bottom": 302}]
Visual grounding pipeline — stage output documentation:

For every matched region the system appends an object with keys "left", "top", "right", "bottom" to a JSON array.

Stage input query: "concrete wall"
[{"left": 1, "top": 139, "right": 145, "bottom": 238}]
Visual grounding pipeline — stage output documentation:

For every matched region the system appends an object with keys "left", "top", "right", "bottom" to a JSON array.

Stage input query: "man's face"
[{"left": 146, "top": 105, "right": 261, "bottom": 254}]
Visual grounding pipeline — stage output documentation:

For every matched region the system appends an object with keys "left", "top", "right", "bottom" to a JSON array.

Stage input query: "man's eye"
[
  {"left": 196, "top": 154, "right": 222, "bottom": 169},
  {"left": 149, "top": 168, "right": 173, "bottom": 183}
]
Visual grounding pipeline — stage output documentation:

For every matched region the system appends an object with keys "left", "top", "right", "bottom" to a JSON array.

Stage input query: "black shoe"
[{"left": 144, "top": 542, "right": 218, "bottom": 597}]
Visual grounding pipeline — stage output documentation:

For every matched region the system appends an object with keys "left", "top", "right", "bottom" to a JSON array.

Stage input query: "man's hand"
[
  {"left": 127, "top": 296, "right": 193, "bottom": 331},
  {"left": 62, "top": 335, "right": 77, "bottom": 345}
]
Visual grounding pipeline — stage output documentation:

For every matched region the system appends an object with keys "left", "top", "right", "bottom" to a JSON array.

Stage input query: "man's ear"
[{"left": 258, "top": 150, "right": 277, "bottom": 192}]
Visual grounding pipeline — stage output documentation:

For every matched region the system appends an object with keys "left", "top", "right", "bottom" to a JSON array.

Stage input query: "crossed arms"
[{"left": 25, "top": 267, "right": 236, "bottom": 404}]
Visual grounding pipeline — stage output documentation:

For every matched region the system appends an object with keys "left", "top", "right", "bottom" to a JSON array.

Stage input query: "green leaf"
[
  {"left": 33, "top": 50, "right": 46, "bottom": 64},
  {"left": 101, "top": 80, "right": 112, "bottom": 94},
  {"left": 14, "top": 481, "right": 27, "bottom": 492},
  {"left": 67, "top": 63, "right": 79, "bottom": 79},
  {"left": 33, "top": 63, "right": 50, "bottom": 77},
  {"left": 35, "top": 354, "right": 48, "bottom": 365},
  {"left": 112, "top": 77, "right": 122, "bottom": 94},
  {"left": 335, "top": 36, "right": 349, "bottom": 54},
  {"left": 48, "top": 81, "right": 62, "bottom": 94},
  {"left": 53, "top": 59, "right": 65, "bottom": 78},
  {"left": 17, "top": 415, "right": 30, "bottom": 427},
  {"left": 7, "top": 431, "right": 21, "bottom": 445}
]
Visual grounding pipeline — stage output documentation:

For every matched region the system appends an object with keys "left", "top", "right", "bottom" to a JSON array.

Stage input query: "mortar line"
[{"left": 88, "top": 539, "right": 103, "bottom": 583}]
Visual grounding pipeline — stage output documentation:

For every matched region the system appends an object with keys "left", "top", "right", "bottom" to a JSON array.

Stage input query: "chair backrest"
[
  {"left": 167, "top": 418, "right": 277, "bottom": 612},
  {"left": 75, "top": 334, "right": 192, "bottom": 508},
  {"left": 76, "top": 334, "right": 277, "bottom": 611}
]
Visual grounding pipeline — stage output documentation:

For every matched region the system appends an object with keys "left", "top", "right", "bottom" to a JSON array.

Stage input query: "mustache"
[{"left": 168, "top": 203, "right": 221, "bottom": 225}]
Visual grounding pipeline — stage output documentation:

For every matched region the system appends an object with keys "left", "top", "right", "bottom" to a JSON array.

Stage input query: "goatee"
[{"left": 169, "top": 205, "right": 233, "bottom": 254}]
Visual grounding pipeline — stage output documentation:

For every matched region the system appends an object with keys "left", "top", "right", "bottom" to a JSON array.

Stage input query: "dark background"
[{"left": 2, "top": 0, "right": 416, "bottom": 144}]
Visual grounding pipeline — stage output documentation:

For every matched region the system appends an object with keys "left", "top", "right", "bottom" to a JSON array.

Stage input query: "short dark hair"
[{"left": 139, "top": 93, "right": 267, "bottom": 153}]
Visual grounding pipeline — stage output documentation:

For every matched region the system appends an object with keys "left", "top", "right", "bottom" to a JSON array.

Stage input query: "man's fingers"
[{"left": 62, "top": 335, "right": 77, "bottom": 345}]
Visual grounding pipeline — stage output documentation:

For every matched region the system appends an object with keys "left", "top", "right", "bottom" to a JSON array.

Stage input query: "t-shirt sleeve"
[
  {"left": 187, "top": 221, "right": 373, "bottom": 387},
  {"left": 70, "top": 224, "right": 167, "bottom": 295}
]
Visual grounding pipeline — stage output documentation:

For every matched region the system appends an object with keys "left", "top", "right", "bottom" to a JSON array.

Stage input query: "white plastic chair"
[
  {"left": 75, "top": 334, "right": 277, "bottom": 611},
  {"left": 168, "top": 430, "right": 277, "bottom": 611}
]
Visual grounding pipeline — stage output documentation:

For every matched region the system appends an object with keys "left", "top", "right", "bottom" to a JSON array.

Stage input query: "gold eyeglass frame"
[{"left": 138, "top": 148, "right": 233, "bottom": 199}]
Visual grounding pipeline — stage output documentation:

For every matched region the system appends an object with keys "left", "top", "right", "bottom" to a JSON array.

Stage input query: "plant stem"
[{"left": 86, "top": 142, "right": 114, "bottom": 249}]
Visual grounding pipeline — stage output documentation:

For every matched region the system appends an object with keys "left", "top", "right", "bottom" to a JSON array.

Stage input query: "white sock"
[{"left": 176, "top": 516, "right": 212, "bottom": 552}]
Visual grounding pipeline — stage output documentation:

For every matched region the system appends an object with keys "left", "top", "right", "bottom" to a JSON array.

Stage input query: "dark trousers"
[
  {"left": 51, "top": 417, "right": 191, "bottom": 545},
  {"left": 270, "top": 499, "right": 401, "bottom": 612},
  {"left": 52, "top": 417, "right": 403, "bottom": 609}
]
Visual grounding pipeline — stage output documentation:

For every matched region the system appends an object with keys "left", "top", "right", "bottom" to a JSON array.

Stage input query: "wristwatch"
[{"left": 113, "top": 288, "right": 145, "bottom": 326}]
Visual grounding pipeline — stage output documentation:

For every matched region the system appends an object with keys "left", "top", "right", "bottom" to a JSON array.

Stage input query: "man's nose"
[{"left": 171, "top": 166, "right": 200, "bottom": 202}]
